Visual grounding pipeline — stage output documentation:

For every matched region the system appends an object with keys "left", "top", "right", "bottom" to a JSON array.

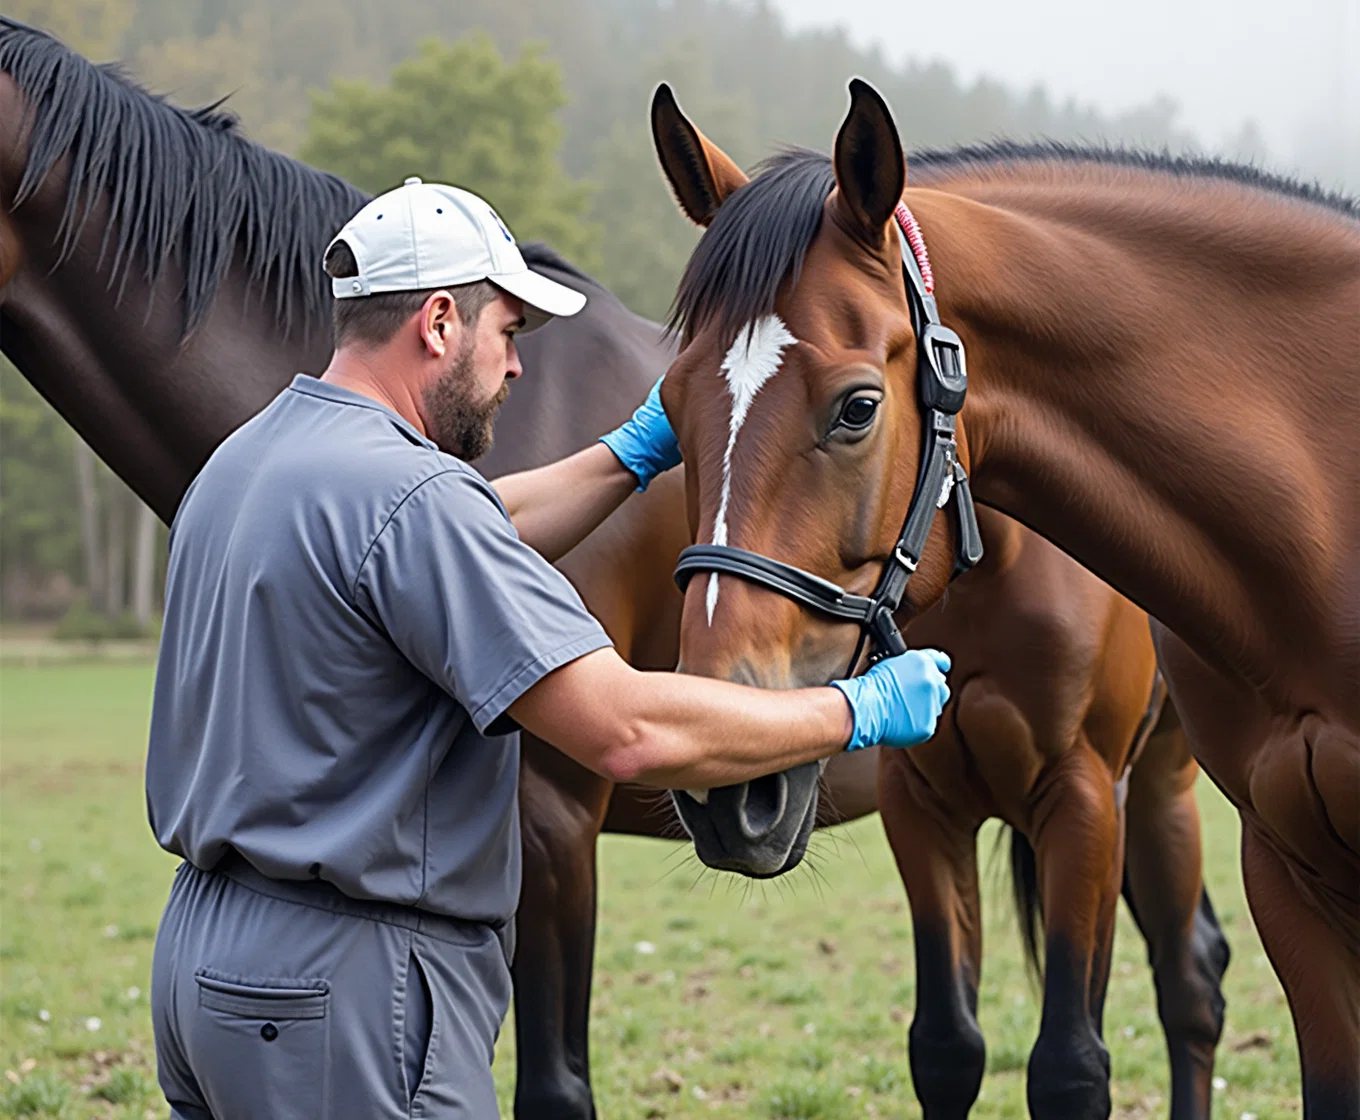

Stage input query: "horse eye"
[{"left": 838, "top": 396, "right": 879, "bottom": 430}]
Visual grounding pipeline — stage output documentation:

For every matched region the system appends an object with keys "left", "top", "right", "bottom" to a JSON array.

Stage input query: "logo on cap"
[{"left": 490, "top": 210, "right": 514, "bottom": 243}]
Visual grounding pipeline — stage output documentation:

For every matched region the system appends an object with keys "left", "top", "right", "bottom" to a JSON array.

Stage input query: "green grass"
[{"left": 0, "top": 661, "right": 1301, "bottom": 1118}]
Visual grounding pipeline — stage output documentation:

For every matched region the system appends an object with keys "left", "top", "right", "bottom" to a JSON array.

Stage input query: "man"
[{"left": 146, "top": 178, "right": 950, "bottom": 1119}]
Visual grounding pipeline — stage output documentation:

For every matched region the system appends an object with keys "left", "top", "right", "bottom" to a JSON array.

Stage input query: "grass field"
[{"left": 0, "top": 660, "right": 1300, "bottom": 1118}]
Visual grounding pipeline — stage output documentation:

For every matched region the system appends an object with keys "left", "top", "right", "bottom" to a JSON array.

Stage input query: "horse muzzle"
[{"left": 671, "top": 760, "right": 821, "bottom": 877}]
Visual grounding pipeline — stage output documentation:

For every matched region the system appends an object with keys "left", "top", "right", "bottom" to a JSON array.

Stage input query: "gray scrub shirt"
[{"left": 146, "top": 375, "right": 612, "bottom": 928}]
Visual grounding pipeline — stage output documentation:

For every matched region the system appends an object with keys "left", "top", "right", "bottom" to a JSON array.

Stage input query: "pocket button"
[{"left": 260, "top": 1023, "right": 278, "bottom": 1042}]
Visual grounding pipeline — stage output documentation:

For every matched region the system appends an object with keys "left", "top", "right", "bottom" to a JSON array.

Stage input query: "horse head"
[{"left": 652, "top": 81, "right": 968, "bottom": 876}]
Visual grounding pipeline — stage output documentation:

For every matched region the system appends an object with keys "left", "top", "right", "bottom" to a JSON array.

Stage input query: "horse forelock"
[
  {"left": 668, "top": 149, "right": 836, "bottom": 349},
  {"left": 0, "top": 17, "right": 368, "bottom": 339}
]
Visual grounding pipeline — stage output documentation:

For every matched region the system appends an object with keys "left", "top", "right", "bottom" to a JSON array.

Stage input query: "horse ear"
[
  {"left": 832, "top": 78, "right": 906, "bottom": 244},
  {"left": 651, "top": 83, "right": 749, "bottom": 227}
]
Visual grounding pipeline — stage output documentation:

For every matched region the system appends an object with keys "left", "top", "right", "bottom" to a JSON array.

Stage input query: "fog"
[{"left": 771, "top": 0, "right": 1360, "bottom": 192}]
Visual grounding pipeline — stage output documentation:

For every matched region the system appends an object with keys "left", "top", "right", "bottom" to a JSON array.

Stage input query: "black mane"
[
  {"left": 0, "top": 17, "right": 366, "bottom": 337},
  {"left": 911, "top": 139, "right": 1360, "bottom": 219},
  {"left": 669, "top": 140, "right": 1358, "bottom": 346}
]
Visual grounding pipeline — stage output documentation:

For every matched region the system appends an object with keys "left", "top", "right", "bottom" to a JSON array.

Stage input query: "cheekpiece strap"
[{"left": 854, "top": 201, "right": 982, "bottom": 666}]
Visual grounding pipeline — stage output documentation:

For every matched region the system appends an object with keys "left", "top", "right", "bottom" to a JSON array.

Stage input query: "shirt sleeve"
[{"left": 353, "top": 468, "right": 613, "bottom": 735}]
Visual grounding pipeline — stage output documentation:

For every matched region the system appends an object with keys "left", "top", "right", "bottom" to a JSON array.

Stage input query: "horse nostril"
[{"left": 737, "top": 773, "right": 786, "bottom": 840}]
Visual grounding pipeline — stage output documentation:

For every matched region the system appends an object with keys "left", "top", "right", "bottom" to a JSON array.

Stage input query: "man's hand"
[
  {"left": 830, "top": 649, "right": 951, "bottom": 750},
  {"left": 599, "top": 379, "right": 681, "bottom": 491}
]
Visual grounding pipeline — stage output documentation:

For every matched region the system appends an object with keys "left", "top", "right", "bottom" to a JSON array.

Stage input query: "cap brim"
[{"left": 491, "top": 268, "right": 587, "bottom": 332}]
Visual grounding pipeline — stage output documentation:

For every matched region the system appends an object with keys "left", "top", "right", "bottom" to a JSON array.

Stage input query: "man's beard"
[{"left": 422, "top": 342, "right": 510, "bottom": 461}]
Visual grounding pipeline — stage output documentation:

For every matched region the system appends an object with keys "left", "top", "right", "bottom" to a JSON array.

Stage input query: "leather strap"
[{"left": 675, "top": 545, "right": 879, "bottom": 624}]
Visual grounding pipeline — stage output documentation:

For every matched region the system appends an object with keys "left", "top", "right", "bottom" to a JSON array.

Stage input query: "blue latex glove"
[
  {"left": 599, "top": 378, "right": 681, "bottom": 491},
  {"left": 830, "top": 649, "right": 951, "bottom": 750}
]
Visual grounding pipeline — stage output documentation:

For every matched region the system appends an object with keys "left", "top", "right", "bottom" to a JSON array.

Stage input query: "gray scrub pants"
[{"left": 151, "top": 857, "right": 512, "bottom": 1119}]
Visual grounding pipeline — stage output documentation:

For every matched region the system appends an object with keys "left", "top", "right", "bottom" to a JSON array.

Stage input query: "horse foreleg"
[
  {"left": 880, "top": 751, "right": 985, "bottom": 1120},
  {"left": 512, "top": 735, "right": 614, "bottom": 1120},
  {"left": 1121, "top": 712, "right": 1227, "bottom": 1120},
  {"left": 1241, "top": 823, "right": 1360, "bottom": 1120},
  {"left": 1025, "top": 744, "right": 1120, "bottom": 1120},
  {"left": 1087, "top": 769, "right": 1127, "bottom": 1041}
]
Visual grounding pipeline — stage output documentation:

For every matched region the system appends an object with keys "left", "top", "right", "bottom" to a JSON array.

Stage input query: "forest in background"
[{"left": 0, "top": 0, "right": 1299, "bottom": 622}]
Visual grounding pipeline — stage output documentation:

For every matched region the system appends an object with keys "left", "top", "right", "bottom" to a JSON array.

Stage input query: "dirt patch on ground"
[{"left": 1, "top": 759, "right": 142, "bottom": 793}]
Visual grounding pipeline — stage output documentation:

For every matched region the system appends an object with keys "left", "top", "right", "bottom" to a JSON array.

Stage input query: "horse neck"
[
  {"left": 910, "top": 172, "right": 1360, "bottom": 710},
  {"left": 3, "top": 167, "right": 331, "bottom": 520},
  {"left": 0, "top": 57, "right": 356, "bottom": 520}
]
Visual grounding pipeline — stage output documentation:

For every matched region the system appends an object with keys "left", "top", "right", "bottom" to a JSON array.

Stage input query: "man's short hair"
[{"left": 323, "top": 240, "right": 499, "bottom": 348}]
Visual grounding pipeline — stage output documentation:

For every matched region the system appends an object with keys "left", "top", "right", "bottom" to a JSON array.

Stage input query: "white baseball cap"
[{"left": 325, "top": 177, "right": 586, "bottom": 331}]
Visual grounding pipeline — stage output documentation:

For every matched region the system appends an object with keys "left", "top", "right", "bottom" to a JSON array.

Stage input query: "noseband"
[{"left": 673, "top": 205, "right": 984, "bottom": 674}]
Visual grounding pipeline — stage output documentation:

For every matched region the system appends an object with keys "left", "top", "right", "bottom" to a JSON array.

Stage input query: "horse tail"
[{"left": 1008, "top": 826, "right": 1043, "bottom": 982}]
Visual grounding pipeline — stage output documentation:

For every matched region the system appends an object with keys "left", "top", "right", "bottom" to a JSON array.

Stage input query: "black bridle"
[{"left": 673, "top": 211, "right": 984, "bottom": 675}]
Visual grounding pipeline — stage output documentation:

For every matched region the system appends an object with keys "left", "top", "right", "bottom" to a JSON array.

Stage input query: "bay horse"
[
  {"left": 892, "top": 507, "right": 1227, "bottom": 1120},
  {"left": 653, "top": 91, "right": 1229, "bottom": 1116},
  {"left": 0, "top": 20, "right": 885, "bottom": 1117},
  {"left": 651, "top": 77, "right": 1358, "bottom": 1119}
]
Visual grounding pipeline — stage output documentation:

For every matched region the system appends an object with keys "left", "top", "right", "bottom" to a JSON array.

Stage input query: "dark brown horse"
[
  {"left": 0, "top": 21, "right": 886, "bottom": 1118},
  {"left": 651, "top": 78, "right": 1358, "bottom": 1119}
]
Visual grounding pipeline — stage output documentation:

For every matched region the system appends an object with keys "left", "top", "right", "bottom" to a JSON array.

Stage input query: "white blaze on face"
[{"left": 707, "top": 314, "right": 799, "bottom": 625}]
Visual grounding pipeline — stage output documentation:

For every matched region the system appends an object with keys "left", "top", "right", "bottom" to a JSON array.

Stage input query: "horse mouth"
[{"left": 671, "top": 764, "right": 821, "bottom": 877}]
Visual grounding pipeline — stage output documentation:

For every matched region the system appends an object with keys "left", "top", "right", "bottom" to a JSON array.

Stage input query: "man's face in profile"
[{"left": 424, "top": 291, "right": 524, "bottom": 460}]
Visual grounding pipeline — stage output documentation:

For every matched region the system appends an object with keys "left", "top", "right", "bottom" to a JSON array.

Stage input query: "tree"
[
  {"left": 302, "top": 35, "right": 600, "bottom": 267},
  {"left": 0, "top": 359, "right": 82, "bottom": 617},
  {"left": 131, "top": 499, "right": 158, "bottom": 627},
  {"left": 1, "top": 358, "right": 163, "bottom": 627},
  {"left": 132, "top": 8, "right": 307, "bottom": 153},
  {"left": 6, "top": 0, "right": 130, "bottom": 59},
  {"left": 587, "top": 37, "right": 760, "bottom": 321},
  {"left": 73, "top": 439, "right": 101, "bottom": 608}
]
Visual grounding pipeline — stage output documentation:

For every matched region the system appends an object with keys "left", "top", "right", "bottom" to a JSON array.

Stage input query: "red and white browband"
[{"left": 893, "top": 201, "right": 934, "bottom": 296}]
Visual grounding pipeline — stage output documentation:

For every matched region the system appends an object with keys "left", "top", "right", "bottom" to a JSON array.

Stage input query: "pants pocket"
[
  {"left": 190, "top": 969, "right": 330, "bottom": 1120},
  {"left": 402, "top": 950, "right": 434, "bottom": 1108}
]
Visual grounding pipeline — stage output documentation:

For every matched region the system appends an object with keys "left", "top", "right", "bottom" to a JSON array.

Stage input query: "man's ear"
[
  {"left": 651, "top": 82, "right": 749, "bottom": 227},
  {"left": 419, "top": 291, "right": 459, "bottom": 356},
  {"left": 831, "top": 78, "right": 906, "bottom": 247}
]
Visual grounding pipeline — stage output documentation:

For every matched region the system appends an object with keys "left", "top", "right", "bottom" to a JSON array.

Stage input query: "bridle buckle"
[
  {"left": 920, "top": 323, "right": 967, "bottom": 414},
  {"left": 893, "top": 545, "right": 918, "bottom": 572}
]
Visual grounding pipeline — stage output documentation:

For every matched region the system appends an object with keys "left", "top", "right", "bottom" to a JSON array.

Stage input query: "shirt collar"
[{"left": 288, "top": 374, "right": 437, "bottom": 450}]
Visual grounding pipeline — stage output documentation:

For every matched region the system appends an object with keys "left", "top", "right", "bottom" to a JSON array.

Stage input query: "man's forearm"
[
  {"left": 599, "top": 671, "right": 855, "bottom": 789},
  {"left": 510, "top": 650, "right": 855, "bottom": 789},
  {"left": 493, "top": 443, "right": 637, "bottom": 561}
]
